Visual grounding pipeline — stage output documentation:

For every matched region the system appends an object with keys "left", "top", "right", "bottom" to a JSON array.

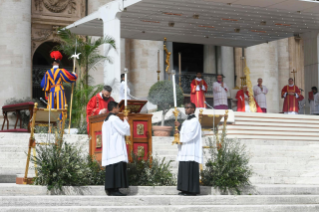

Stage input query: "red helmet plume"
[{"left": 50, "top": 51, "right": 63, "bottom": 61}]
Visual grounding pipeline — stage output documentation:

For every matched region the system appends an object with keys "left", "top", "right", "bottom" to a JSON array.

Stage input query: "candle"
[
  {"left": 124, "top": 72, "right": 127, "bottom": 107},
  {"left": 172, "top": 72, "right": 177, "bottom": 107},
  {"left": 157, "top": 50, "right": 160, "bottom": 70}
]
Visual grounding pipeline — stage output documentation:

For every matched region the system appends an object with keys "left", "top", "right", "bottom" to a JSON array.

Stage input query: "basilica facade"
[{"left": 0, "top": 0, "right": 308, "bottom": 125}]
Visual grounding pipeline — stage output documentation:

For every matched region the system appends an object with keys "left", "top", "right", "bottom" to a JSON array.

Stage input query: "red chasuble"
[
  {"left": 190, "top": 79, "right": 207, "bottom": 108},
  {"left": 236, "top": 90, "right": 262, "bottom": 113},
  {"left": 86, "top": 93, "right": 114, "bottom": 133},
  {"left": 281, "top": 85, "right": 301, "bottom": 113}
]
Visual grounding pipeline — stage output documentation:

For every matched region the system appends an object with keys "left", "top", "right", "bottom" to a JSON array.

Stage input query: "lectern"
[{"left": 88, "top": 100, "right": 153, "bottom": 165}]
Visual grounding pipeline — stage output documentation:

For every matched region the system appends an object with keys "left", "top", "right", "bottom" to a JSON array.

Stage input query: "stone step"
[
  {"left": 233, "top": 112, "right": 319, "bottom": 120},
  {"left": 1, "top": 205, "right": 319, "bottom": 212},
  {"left": 1, "top": 195, "right": 319, "bottom": 207},
  {"left": 3, "top": 184, "right": 319, "bottom": 196},
  {"left": 234, "top": 116, "right": 319, "bottom": 124},
  {"left": 227, "top": 125, "right": 319, "bottom": 132},
  {"left": 250, "top": 176, "right": 319, "bottom": 184},
  {"left": 233, "top": 121, "right": 319, "bottom": 128}
]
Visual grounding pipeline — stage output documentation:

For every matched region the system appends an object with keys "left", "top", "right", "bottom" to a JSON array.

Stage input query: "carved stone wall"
[{"left": 31, "top": 0, "right": 86, "bottom": 55}]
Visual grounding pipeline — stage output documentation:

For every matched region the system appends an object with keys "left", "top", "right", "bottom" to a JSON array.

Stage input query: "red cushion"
[
  {"left": 2, "top": 102, "right": 34, "bottom": 110},
  {"left": 0, "top": 129, "right": 28, "bottom": 133}
]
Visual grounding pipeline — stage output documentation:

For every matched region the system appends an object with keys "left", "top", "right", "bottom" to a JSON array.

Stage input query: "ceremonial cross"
[{"left": 291, "top": 69, "right": 297, "bottom": 83}]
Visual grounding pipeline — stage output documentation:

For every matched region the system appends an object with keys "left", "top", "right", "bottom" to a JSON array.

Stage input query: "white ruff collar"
[
  {"left": 289, "top": 84, "right": 294, "bottom": 87},
  {"left": 53, "top": 65, "right": 59, "bottom": 69},
  {"left": 196, "top": 78, "right": 202, "bottom": 81}
]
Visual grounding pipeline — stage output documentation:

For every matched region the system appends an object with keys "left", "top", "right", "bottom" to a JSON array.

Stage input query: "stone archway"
[{"left": 32, "top": 41, "right": 73, "bottom": 101}]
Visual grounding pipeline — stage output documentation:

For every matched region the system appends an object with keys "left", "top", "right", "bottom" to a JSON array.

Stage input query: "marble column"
[
  {"left": 234, "top": 47, "right": 243, "bottom": 88},
  {"left": 0, "top": 1, "right": 32, "bottom": 115},
  {"left": 88, "top": 0, "right": 113, "bottom": 87},
  {"left": 203, "top": 45, "right": 216, "bottom": 74},
  {"left": 277, "top": 38, "right": 290, "bottom": 112},
  {"left": 221, "top": 46, "right": 235, "bottom": 90},
  {"left": 302, "top": 31, "right": 319, "bottom": 114},
  {"left": 217, "top": 46, "right": 222, "bottom": 74},
  {"left": 246, "top": 41, "right": 280, "bottom": 113},
  {"left": 128, "top": 40, "right": 164, "bottom": 98}
]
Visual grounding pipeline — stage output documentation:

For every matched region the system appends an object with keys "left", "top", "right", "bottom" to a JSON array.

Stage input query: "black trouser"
[
  {"left": 177, "top": 161, "right": 200, "bottom": 194},
  {"left": 105, "top": 161, "right": 128, "bottom": 191}
]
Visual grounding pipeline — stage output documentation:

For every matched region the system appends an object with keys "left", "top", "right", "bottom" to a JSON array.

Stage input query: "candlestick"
[
  {"left": 124, "top": 68, "right": 128, "bottom": 107},
  {"left": 157, "top": 50, "right": 160, "bottom": 70},
  {"left": 172, "top": 72, "right": 177, "bottom": 107}
]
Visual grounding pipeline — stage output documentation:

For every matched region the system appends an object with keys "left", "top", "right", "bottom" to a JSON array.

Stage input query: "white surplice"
[
  {"left": 213, "top": 82, "right": 228, "bottom": 106},
  {"left": 314, "top": 93, "right": 319, "bottom": 114},
  {"left": 119, "top": 81, "right": 132, "bottom": 102},
  {"left": 244, "top": 93, "right": 251, "bottom": 113},
  {"left": 102, "top": 114, "right": 131, "bottom": 166},
  {"left": 177, "top": 115, "right": 203, "bottom": 164},
  {"left": 253, "top": 85, "right": 268, "bottom": 109}
]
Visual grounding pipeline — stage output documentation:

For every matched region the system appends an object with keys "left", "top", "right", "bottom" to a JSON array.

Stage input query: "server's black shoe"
[
  {"left": 182, "top": 192, "right": 196, "bottom": 196},
  {"left": 178, "top": 191, "right": 185, "bottom": 195},
  {"left": 113, "top": 191, "right": 127, "bottom": 196}
]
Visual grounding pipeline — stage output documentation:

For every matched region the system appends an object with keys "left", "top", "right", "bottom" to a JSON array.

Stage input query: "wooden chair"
[{"left": 22, "top": 103, "right": 67, "bottom": 184}]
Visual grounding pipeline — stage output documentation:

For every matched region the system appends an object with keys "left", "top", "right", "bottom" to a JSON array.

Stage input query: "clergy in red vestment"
[
  {"left": 281, "top": 78, "right": 301, "bottom": 115},
  {"left": 190, "top": 72, "right": 207, "bottom": 108},
  {"left": 236, "top": 85, "right": 263, "bottom": 113},
  {"left": 86, "top": 85, "right": 114, "bottom": 133}
]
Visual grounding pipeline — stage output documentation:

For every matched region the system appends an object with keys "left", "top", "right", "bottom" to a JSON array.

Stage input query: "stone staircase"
[
  {"left": 0, "top": 133, "right": 89, "bottom": 183},
  {"left": 1, "top": 184, "right": 319, "bottom": 211},
  {"left": 153, "top": 137, "right": 319, "bottom": 185},
  {"left": 226, "top": 112, "right": 319, "bottom": 140}
]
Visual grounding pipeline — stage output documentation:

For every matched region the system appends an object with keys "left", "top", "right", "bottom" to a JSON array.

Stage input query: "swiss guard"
[{"left": 41, "top": 51, "right": 78, "bottom": 113}]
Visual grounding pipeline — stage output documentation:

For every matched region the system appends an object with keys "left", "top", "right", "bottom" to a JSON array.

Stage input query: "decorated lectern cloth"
[
  {"left": 253, "top": 85, "right": 268, "bottom": 109},
  {"left": 177, "top": 114, "right": 202, "bottom": 194},
  {"left": 41, "top": 67, "right": 77, "bottom": 110},
  {"left": 190, "top": 78, "right": 207, "bottom": 108},
  {"left": 281, "top": 85, "right": 301, "bottom": 114},
  {"left": 119, "top": 81, "right": 132, "bottom": 101},
  {"left": 213, "top": 82, "right": 228, "bottom": 107},
  {"left": 313, "top": 93, "right": 319, "bottom": 114},
  {"left": 86, "top": 93, "right": 114, "bottom": 133},
  {"left": 236, "top": 90, "right": 263, "bottom": 113},
  {"left": 102, "top": 113, "right": 130, "bottom": 190}
]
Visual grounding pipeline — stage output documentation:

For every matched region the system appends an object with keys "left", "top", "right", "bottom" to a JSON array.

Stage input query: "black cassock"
[
  {"left": 177, "top": 114, "right": 201, "bottom": 194},
  {"left": 177, "top": 161, "right": 200, "bottom": 194},
  {"left": 105, "top": 161, "right": 129, "bottom": 190}
]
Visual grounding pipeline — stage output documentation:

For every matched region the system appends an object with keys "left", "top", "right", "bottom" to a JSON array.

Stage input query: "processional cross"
[{"left": 291, "top": 69, "right": 297, "bottom": 83}]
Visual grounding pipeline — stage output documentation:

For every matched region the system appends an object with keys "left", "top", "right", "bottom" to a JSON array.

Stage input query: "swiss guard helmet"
[{"left": 50, "top": 51, "right": 63, "bottom": 64}]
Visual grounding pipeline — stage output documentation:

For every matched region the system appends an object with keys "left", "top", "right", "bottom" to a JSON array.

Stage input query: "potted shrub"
[{"left": 148, "top": 80, "right": 184, "bottom": 136}]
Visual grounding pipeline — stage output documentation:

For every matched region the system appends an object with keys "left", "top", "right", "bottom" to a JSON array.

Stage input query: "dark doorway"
[
  {"left": 32, "top": 42, "right": 73, "bottom": 104},
  {"left": 173, "top": 42, "right": 204, "bottom": 73}
]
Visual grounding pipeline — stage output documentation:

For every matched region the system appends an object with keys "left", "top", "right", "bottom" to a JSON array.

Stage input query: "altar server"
[
  {"left": 190, "top": 72, "right": 207, "bottom": 108},
  {"left": 253, "top": 78, "right": 268, "bottom": 113},
  {"left": 213, "top": 74, "right": 229, "bottom": 109},
  {"left": 309, "top": 86, "right": 318, "bottom": 114},
  {"left": 281, "top": 78, "right": 301, "bottom": 115},
  {"left": 41, "top": 51, "right": 77, "bottom": 112},
  {"left": 102, "top": 101, "right": 130, "bottom": 196},
  {"left": 86, "top": 85, "right": 114, "bottom": 133},
  {"left": 314, "top": 92, "right": 319, "bottom": 115},
  {"left": 175, "top": 102, "right": 202, "bottom": 196}
]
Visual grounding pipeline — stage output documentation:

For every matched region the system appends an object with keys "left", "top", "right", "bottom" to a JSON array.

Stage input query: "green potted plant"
[{"left": 148, "top": 80, "right": 184, "bottom": 136}]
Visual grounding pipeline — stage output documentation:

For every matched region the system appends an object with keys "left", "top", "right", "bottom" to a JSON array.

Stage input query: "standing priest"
[
  {"left": 86, "top": 85, "right": 114, "bottom": 133},
  {"left": 175, "top": 102, "right": 202, "bottom": 196},
  {"left": 190, "top": 72, "right": 207, "bottom": 108},
  {"left": 213, "top": 74, "right": 229, "bottom": 109},
  {"left": 281, "top": 78, "right": 301, "bottom": 115},
  {"left": 102, "top": 101, "right": 130, "bottom": 196}
]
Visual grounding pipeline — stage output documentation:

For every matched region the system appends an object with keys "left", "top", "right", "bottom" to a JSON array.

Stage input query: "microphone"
[
  {"left": 204, "top": 101, "right": 214, "bottom": 109},
  {"left": 40, "top": 97, "right": 48, "bottom": 105}
]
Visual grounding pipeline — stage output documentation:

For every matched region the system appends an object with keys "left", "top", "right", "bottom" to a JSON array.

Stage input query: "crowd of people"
[{"left": 190, "top": 72, "right": 319, "bottom": 115}]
